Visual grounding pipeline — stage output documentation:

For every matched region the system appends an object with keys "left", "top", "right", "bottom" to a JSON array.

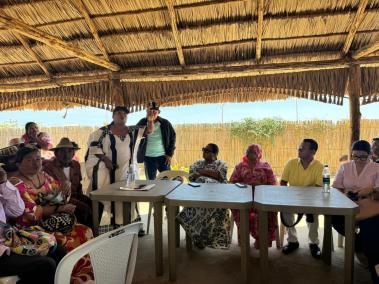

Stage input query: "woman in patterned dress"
[
  {"left": 230, "top": 144, "right": 277, "bottom": 248},
  {"left": 177, "top": 143, "right": 231, "bottom": 249},
  {"left": 11, "top": 144, "right": 93, "bottom": 283}
]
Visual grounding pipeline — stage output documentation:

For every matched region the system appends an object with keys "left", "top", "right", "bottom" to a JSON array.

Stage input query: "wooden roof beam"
[
  {"left": 13, "top": 32, "right": 50, "bottom": 76},
  {"left": 342, "top": 0, "right": 369, "bottom": 55},
  {"left": 255, "top": 0, "right": 264, "bottom": 61},
  {"left": 73, "top": 0, "right": 110, "bottom": 61},
  {"left": 352, "top": 39, "right": 379, "bottom": 59},
  {"left": 0, "top": 11, "right": 119, "bottom": 71},
  {"left": 165, "top": 0, "right": 185, "bottom": 66},
  {"left": 1, "top": 56, "right": 379, "bottom": 92}
]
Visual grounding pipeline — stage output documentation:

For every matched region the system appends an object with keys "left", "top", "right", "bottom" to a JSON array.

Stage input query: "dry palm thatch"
[{"left": 0, "top": 0, "right": 378, "bottom": 110}]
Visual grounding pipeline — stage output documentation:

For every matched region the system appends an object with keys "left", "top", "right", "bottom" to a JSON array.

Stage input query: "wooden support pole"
[
  {"left": 110, "top": 72, "right": 124, "bottom": 106},
  {"left": 14, "top": 33, "right": 50, "bottom": 76},
  {"left": 341, "top": 0, "right": 369, "bottom": 55},
  {"left": 165, "top": 0, "right": 186, "bottom": 66},
  {"left": 73, "top": 0, "right": 110, "bottom": 61},
  {"left": 348, "top": 65, "right": 362, "bottom": 146},
  {"left": 0, "top": 11, "right": 119, "bottom": 71},
  {"left": 352, "top": 39, "right": 379, "bottom": 59},
  {"left": 255, "top": 0, "right": 264, "bottom": 61}
]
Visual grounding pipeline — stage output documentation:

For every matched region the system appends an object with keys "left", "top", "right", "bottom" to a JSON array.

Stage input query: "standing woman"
[
  {"left": 230, "top": 144, "right": 278, "bottom": 248},
  {"left": 177, "top": 143, "right": 231, "bottom": 249},
  {"left": 21, "top": 122, "right": 53, "bottom": 159},
  {"left": 85, "top": 106, "right": 154, "bottom": 231}
]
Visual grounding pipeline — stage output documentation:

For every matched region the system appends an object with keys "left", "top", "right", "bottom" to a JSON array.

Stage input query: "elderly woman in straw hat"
[{"left": 43, "top": 138, "right": 92, "bottom": 227}]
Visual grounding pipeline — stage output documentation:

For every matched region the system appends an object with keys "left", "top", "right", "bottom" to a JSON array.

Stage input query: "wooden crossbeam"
[
  {"left": 165, "top": 0, "right": 185, "bottom": 66},
  {"left": 73, "top": 0, "right": 110, "bottom": 61},
  {"left": 13, "top": 33, "right": 50, "bottom": 76},
  {"left": 352, "top": 40, "right": 379, "bottom": 59},
  {"left": 255, "top": 0, "right": 264, "bottom": 61},
  {"left": 342, "top": 0, "right": 369, "bottom": 55},
  {"left": 1, "top": 56, "right": 379, "bottom": 92},
  {"left": 0, "top": 11, "right": 119, "bottom": 71}
]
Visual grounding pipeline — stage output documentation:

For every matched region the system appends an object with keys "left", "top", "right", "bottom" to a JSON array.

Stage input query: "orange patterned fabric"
[{"left": 12, "top": 173, "right": 94, "bottom": 283}]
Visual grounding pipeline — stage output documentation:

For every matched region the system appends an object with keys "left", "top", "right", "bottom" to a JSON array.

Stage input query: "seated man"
[
  {"left": 280, "top": 138, "right": 323, "bottom": 259},
  {"left": 43, "top": 138, "right": 92, "bottom": 227}
]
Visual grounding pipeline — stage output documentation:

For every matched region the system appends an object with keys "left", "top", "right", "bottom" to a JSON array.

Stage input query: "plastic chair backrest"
[
  {"left": 0, "top": 277, "right": 19, "bottom": 284},
  {"left": 55, "top": 223, "right": 142, "bottom": 284},
  {"left": 156, "top": 170, "right": 189, "bottom": 182}
]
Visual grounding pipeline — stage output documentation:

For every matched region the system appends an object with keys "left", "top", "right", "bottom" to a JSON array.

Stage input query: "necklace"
[{"left": 19, "top": 172, "right": 43, "bottom": 189}]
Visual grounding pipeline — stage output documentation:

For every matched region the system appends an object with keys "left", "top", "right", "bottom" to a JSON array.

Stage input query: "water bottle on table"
[
  {"left": 126, "top": 165, "right": 136, "bottom": 188},
  {"left": 322, "top": 164, "right": 330, "bottom": 193}
]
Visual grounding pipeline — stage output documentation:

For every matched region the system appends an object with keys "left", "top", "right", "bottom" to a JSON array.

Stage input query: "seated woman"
[
  {"left": 176, "top": 143, "right": 231, "bottom": 249},
  {"left": 0, "top": 163, "right": 65, "bottom": 284},
  {"left": 230, "top": 144, "right": 277, "bottom": 248},
  {"left": 43, "top": 138, "right": 92, "bottom": 227},
  {"left": 10, "top": 144, "right": 93, "bottom": 283},
  {"left": 332, "top": 140, "right": 379, "bottom": 284},
  {"left": 21, "top": 122, "right": 53, "bottom": 159}
]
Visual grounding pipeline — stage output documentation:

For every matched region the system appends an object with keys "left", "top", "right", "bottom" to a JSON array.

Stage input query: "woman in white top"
[{"left": 85, "top": 106, "right": 154, "bottom": 230}]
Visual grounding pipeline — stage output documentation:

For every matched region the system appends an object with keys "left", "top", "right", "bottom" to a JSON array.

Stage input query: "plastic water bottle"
[
  {"left": 322, "top": 165, "right": 331, "bottom": 193},
  {"left": 126, "top": 165, "right": 135, "bottom": 188}
]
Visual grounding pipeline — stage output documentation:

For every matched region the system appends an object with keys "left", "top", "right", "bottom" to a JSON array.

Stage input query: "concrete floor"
[{"left": 133, "top": 206, "right": 371, "bottom": 284}]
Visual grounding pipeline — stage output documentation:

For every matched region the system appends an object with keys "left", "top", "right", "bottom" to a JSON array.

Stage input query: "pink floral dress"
[{"left": 12, "top": 173, "right": 94, "bottom": 283}]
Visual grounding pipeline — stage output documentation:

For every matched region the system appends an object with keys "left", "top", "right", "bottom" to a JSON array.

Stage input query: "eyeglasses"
[
  {"left": 202, "top": 148, "right": 212, "bottom": 153},
  {"left": 352, "top": 155, "right": 369, "bottom": 161}
]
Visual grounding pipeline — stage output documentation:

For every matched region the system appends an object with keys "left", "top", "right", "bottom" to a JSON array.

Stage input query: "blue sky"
[{"left": 0, "top": 97, "right": 378, "bottom": 127}]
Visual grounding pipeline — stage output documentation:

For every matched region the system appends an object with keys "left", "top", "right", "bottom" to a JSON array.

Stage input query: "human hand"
[
  {"left": 357, "top": 187, "right": 374, "bottom": 198},
  {"left": 102, "top": 156, "right": 116, "bottom": 170},
  {"left": 60, "top": 180, "right": 71, "bottom": 197},
  {"left": 165, "top": 155, "right": 172, "bottom": 166}
]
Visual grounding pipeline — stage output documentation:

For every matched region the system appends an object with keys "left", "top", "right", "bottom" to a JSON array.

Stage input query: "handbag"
[
  {"left": 37, "top": 189, "right": 76, "bottom": 235},
  {"left": 0, "top": 223, "right": 57, "bottom": 256},
  {"left": 41, "top": 212, "right": 76, "bottom": 235}
]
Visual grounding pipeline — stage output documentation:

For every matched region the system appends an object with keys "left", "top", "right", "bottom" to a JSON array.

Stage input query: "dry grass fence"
[{"left": 1, "top": 119, "right": 379, "bottom": 177}]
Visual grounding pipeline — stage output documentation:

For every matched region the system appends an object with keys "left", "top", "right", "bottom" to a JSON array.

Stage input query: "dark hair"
[
  {"left": 113, "top": 106, "right": 129, "bottom": 114},
  {"left": 206, "top": 143, "right": 219, "bottom": 155},
  {"left": 303, "top": 138, "right": 318, "bottom": 152},
  {"left": 25, "top": 122, "right": 36, "bottom": 132},
  {"left": 352, "top": 140, "right": 371, "bottom": 154},
  {"left": 15, "top": 144, "right": 40, "bottom": 163}
]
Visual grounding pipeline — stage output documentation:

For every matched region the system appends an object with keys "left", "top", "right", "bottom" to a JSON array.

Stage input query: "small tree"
[{"left": 230, "top": 118, "right": 285, "bottom": 143}]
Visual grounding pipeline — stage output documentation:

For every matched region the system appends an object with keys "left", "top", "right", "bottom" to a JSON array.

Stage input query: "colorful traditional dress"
[
  {"left": 12, "top": 173, "right": 93, "bottom": 284},
  {"left": 230, "top": 144, "right": 278, "bottom": 248},
  {"left": 176, "top": 159, "right": 232, "bottom": 249}
]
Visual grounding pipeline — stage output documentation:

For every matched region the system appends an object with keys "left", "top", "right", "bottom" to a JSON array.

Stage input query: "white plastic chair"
[
  {"left": 55, "top": 222, "right": 142, "bottom": 284},
  {"left": 0, "top": 277, "right": 19, "bottom": 284},
  {"left": 146, "top": 170, "right": 189, "bottom": 234}
]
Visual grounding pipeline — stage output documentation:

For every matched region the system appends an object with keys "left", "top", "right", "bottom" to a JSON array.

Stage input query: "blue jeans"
[{"left": 144, "top": 155, "right": 170, "bottom": 180}]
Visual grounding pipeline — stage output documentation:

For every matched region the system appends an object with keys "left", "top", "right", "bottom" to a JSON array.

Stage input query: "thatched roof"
[{"left": 0, "top": 0, "right": 379, "bottom": 110}]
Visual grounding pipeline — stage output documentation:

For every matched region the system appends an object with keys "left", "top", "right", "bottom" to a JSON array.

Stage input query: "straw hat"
[{"left": 50, "top": 138, "right": 80, "bottom": 151}]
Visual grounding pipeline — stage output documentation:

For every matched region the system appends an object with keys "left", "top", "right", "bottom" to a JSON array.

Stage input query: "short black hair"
[
  {"left": 113, "top": 106, "right": 129, "bottom": 114},
  {"left": 25, "top": 122, "right": 36, "bottom": 132},
  {"left": 15, "top": 144, "right": 40, "bottom": 163},
  {"left": 206, "top": 143, "right": 219, "bottom": 155},
  {"left": 303, "top": 138, "right": 318, "bottom": 152},
  {"left": 352, "top": 140, "right": 371, "bottom": 155}
]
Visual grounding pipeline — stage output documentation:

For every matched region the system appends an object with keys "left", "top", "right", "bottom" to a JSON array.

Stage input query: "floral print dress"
[
  {"left": 12, "top": 173, "right": 94, "bottom": 284},
  {"left": 176, "top": 160, "right": 232, "bottom": 249}
]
